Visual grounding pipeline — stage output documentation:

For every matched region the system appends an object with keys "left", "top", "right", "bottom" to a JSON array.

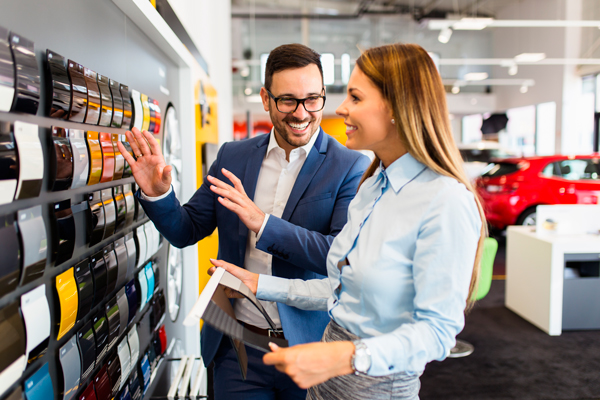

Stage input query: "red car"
[{"left": 475, "top": 154, "right": 600, "bottom": 229}]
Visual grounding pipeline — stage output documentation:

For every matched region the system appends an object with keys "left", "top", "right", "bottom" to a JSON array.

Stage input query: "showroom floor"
[{"left": 420, "top": 240, "right": 600, "bottom": 400}]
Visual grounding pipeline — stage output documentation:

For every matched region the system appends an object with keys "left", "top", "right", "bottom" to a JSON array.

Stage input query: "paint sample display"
[
  {"left": 127, "top": 327, "right": 140, "bottom": 365},
  {"left": 107, "top": 352, "right": 121, "bottom": 398},
  {"left": 52, "top": 199, "right": 76, "bottom": 266},
  {"left": 74, "top": 259, "right": 94, "bottom": 322},
  {"left": 104, "top": 243, "right": 118, "bottom": 294},
  {"left": 121, "top": 136, "right": 133, "bottom": 178},
  {"left": 50, "top": 126, "right": 74, "bottom": 191},
  {"left": 23, "top": 363, "right": 53, "bottom": 400},
  {"left": 130, "top": 90, "right": 143, "bottom": 131},
  {"left": 92, "top": 365, "right": 112, "bottom": 400},
  {"left": 56, "top": 267, "right": 78, "bottom": 340},
  {"left": 0, "top": 301, "right": 26, "bottom": 397},
  {"left": 0, "top": 213, "right": 20, "bottom": 297},
  {"left": 144, "top": 262, "right": 155, "bottom": 303},
  {"left": 112, "top": 133, "right": 124, "bottom": 180},
  {"left": 78, "top": 383, "right": 96, "bottom": 400},
  {"left": 135, "top": 226, "right": 147, "bottom": 269},
  {"left": 136, "top": 269, "right": 148, "bottom": 312},
  {"left": 124, "top": 231, "right": 137, "bottom": 277},
  {"left": 117, "top": 338, "right": 131, "bottom": 388},
  {"left": 92, "top": 311, "right": 108, "bottom": 364},
  {"left": 85, "top": 131, "right": 102, "bottom": 185},
  {"left": 140, "top": 93, "right": 150, "bottom": 132},
  {"left": 139, "top": 353, "right": 150, "bottom": 394},
  {"left": 46, "top": 50, "right": 71, "bottom": 119},
  {"left": 69, "top": 128, "right": 89, "bottom": 189},
  {"left": 120, "top": 84, "right": 132, "bottom": 129},
  {"left": 84, "top": 68, "right": 101, "bottom": 125},
  {"left": 90, "top": 250, "right": 107, "bottom": 308},
  {"left": 20, "top": 284, "right": 51, "bottom": 366},
  {"left": 17, "top": 205, "right": 47, "bottom": 285},
  {"left": 14, "top": 121, "right": 43, "bottom": 200},
  {"left": 87, "top": 191, "right": 105, "bottom": 246},
  {"left": 125, "top": 279, "right": 138, "bottom": 324},
  {"left": 98, "top": 132, "right": 114, "bottom": 183},
  {"left": 58, "top": 335, "right": 81, "bottom": 400},
  {"left": 129, "top": 370, "right": 142, "bottom": 400},
  {"left": 9, "top": 32, "right": 39, "bottom": 114},
  {"left": 97, "top": 74, "right": 113, "bottom": 127},
  {"left": 67, "top": 60, "right": 87, "bottom": 123},
  {"left": 116, "top": 286, "right": 129, "bottom": 336},
  {"left": 77, "top": 320, "right": 96, "bottom": 382},
  {"left": 105, "top": 296, "right": 120, "bottom": 350},
  {"left": 109, "top": 79, "right": 123, "bottom": 128},
  {"left": 123, "top": 184, "right": 135, "bottom": 227},
  {"left": 113, "top": 186, "right": 127, "bottom": 234},
  {"left": 0, "top": 26, "right": 15, "bottom": 112},
  {"left": 114, "top": 237, "right": 128, "bottom": 287},
  {"left": 0, "top": 121, "right": 18, "bottom": 205}
]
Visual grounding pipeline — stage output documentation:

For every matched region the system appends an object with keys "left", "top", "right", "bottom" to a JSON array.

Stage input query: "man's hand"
[
  {"left": 208, "top": 258, "right": 259, "bottom": 296},
  {"left": 117, "top": 127, "right": 172, "bottom": 197},
  {"left": 208, "top": 169, "right": 266, "bottom": 234},
  {"left": 263, "top": 341, "right": 355, "bottom": 389}
]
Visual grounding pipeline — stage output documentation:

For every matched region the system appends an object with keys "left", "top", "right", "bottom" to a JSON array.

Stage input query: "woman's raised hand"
[
  {"left": 117, "top": 127, "right": 172, "bottom": 197},
  {"left": 208, "top": 258, "right": 259, "bottom": 295}
]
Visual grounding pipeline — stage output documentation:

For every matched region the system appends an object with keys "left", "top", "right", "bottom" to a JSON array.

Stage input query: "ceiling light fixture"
[
  {"left": 428, "top": 19, "right": 600, "bottom": 30},
  {"left": 464, "top": 72, "right": 489, "bottom": 81},
  {"left": 520, "top": 85, "right": 529, "bottom": 93},
  {"left": 244, "top": 87, "right": 252, "bottom": 95},
  {"left": 451, "top": 84, "right": 460, "bottom": 94},
  {"left": 451, "top": 17, "right": 494, "bottom": 30},
  {"left": 438, "top": 27, "right": 453, "bottom": 43},
  {"left": 508, "top": 65, "right": 518, "bottom": 75},
  {"left": 514, "top": 53, "right": 546, "bottom": 63}
]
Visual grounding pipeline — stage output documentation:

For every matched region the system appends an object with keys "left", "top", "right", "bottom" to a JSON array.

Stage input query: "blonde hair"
[{"left": 356, "top": 43, "right": 487, "bottom": 308}]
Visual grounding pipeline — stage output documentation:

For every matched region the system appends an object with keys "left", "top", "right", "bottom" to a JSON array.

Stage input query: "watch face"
[{"left": 167, "top": 245, "right": 183, "bottom": 321}]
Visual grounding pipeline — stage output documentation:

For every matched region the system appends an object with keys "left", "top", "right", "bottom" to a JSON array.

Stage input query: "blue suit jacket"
[{"left": 137, "top": 128, "right": 370, "bottom": 365}]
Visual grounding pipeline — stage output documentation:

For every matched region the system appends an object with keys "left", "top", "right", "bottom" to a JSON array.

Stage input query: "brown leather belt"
[{"left": 238, "top": 321, "right": 285, "bottom": 339}]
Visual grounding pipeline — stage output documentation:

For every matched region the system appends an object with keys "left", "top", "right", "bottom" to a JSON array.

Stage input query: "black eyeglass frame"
[{"left": 265, "top": 88, "right": 326, "bottom": 114}]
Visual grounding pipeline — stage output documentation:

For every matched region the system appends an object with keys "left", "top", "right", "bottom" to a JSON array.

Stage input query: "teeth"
[
  {"left": 346, "top": 125, "right": 357, "bottom": 131},
  {"left": 288, "top": 121, "right": 309, "bottom": 129}
]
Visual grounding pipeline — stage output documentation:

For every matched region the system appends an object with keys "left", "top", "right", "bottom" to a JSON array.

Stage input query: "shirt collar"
[
  {"left": 266, "top": 127, "right": 319, "bottom": 157},
  {"left": 378, "top": 152, "right": 427, "bottom": 193}
]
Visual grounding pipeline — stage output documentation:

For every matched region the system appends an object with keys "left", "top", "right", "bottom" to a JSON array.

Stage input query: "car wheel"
[{"left": 516, "top": 208, "right": 537, "bottom": 226}]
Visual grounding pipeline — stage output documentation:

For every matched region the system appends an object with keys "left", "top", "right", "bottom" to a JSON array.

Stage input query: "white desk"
[{"left": 505, "top": 226, "right": 600, "bottom": 336}]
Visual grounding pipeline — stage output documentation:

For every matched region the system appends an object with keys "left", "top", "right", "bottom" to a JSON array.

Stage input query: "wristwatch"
[{"left": 351, "top": 340, "right": 372, "bottom": 375}]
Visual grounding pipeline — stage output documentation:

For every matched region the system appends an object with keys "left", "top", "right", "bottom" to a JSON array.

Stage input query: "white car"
[{"left": 458, "top": 141, "right": 517, "bottom": 180}]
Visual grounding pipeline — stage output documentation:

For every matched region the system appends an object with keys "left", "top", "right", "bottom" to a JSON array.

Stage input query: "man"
[{"left": 118, "top": 43, "right": 370, "bottom": 399}]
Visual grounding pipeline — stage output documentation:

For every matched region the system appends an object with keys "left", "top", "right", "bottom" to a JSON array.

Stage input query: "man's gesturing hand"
[
  {"left": 208, "top": 168, "right": 266, "bottom": 234},
  {"left": 117, "top": 127, "right": 172, "bottom": 197}
]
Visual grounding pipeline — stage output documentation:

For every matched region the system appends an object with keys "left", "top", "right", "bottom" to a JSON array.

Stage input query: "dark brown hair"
[
  {"left": 356, "top": 43, "right": 487, "bottom": 309},
  {"left": 264, "top": 43, "right": 323, "bottom": 91}
]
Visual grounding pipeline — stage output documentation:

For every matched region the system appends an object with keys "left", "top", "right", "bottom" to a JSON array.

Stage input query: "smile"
[
  {"left": 345, "top": 123, "right": 357, "bottom": 133},
  {"left": 287, "top": 121, "right": 310, "bottom": 130}
]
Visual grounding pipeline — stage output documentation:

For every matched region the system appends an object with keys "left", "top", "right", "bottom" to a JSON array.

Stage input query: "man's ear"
[{"left": 260, "top": 87, "right": 270, "bottom": 112}]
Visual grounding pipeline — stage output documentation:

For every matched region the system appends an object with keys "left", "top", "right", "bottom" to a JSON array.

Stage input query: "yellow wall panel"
[{"left": 320, "top": 117, "right": 348, "bottom": 146}]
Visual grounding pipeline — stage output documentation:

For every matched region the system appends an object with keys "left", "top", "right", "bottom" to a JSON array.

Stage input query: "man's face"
[{"left": 260, "top": 64, "right": 324, "bottom": 151}]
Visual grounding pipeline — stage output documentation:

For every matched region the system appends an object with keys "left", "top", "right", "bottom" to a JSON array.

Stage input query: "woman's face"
[{"left": 336, "top": 66, "right": 400, "bottom": 160}]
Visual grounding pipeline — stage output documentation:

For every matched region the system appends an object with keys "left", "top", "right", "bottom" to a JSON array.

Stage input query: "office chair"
[{"left": 448, "top": 237, "right": 499, "bottom": 358}]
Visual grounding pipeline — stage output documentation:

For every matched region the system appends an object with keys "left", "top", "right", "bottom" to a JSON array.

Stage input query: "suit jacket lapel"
[
  {"left": 282, "top": 129, "right": 327, "bottom": 221},
  {"left": 239, "top": 135, "right": 270, "bottom": 264}
]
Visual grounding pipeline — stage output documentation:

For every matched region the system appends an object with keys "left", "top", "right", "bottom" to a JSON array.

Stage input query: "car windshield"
[{"left": 459, "top": 148, "right": 514, "bottom": 163}]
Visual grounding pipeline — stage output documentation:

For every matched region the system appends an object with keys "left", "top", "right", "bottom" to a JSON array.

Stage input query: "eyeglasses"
[{"left": 266, "top": 89, "right": 326, "bottom": 113}]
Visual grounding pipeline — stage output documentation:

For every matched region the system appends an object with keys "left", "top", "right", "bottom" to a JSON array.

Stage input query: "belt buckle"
[{"left": 268, "top": 329, "right": 283, "bottom": 338}]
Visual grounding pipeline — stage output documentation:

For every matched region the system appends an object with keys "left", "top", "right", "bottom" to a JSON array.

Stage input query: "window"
[
  {"left": 556, "top": 159, "right": 600, "bottom": 181},
  {"left": 541, "top": 163, "right": 555, "bottom": 177}
]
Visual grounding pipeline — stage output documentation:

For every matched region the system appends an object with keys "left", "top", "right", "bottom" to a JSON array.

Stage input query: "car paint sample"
[
  {"left": 85, "top": 131, "right": 102, "bottom": 186},
  {"left": 109, "top": 80, "right": 123, "bottom": 128},
  {"left": 128, "top": 369, "right": 142, "bottom": 400},
  {"left": 101, "top": 188, "right": 117, "bottom": 240},
  {"left": 117, "top": 338, "right": 131, "bottom": 388},
  {"left": 9, "top": 32, "right": 39, "bottom": 114},
  {"left": 107, "top": 352, "right": 121, "bottom": 398},
  {"left": 140, "top": 94, "right": 150, "bottom": 132},
  {"left": 96, "top": 74, "right": 112, "bottom": 128},
  {"left": 138, "top": 353, "right": 150, "bottom": 394},
  {"left": 0, "top": 121, "right": 18, "bottom": 205},
  {"left": 152, "top": 99, "right": 161, "bottom": 134},
  {"left": 119, "top": 386, "right": 132, "bottom": 400},
  {"left": 74, "top": 259, "right": 94, "bottom": 322},
  {"left": 77, "top": 320, "right": 96, "bottom": 382},
  {"left": 69, "top": 129, "right": 89, "bottom": 189},
  {"left": 135, "top": 226, "right": 147, "bottom": 269},
  {"left": 127, "top": 327, "right": 140, "bottom": 366},
  {"left": 158, "top": 325, "right": 167, "bottom": 355},
  {"left": 147, "top": 97, "right": 156, "bottom": 133},
  {"left": 92, "top": 311, "right": 108, "bottom": 364},
  {"left": 130, "top": 90, "right": 142, "bottom": 131},
  {"left": 120, "top": 84, "right": 132, "bottom": 129},
  {"left": 121, "top": 136, "right": 133, "bottom": 178},
  {"left": 136, "top": 270, "right": 148, "bottom": 312},
  {"left": 21, "top": 285, "right": 51, "bottom": 366},
  {"left": 56, "top": 267, "right": 78, "bottom": 340},
  {"left": 17, "top": 205, "right": 47, "bottom": 285},
  {"left": 78, "top": 383, "right": 96, "bottom": 400},
  {"left": 46, "top": 50, "right": 70, "bottom": 120},
  {"left": 83, "top": 68, "right": 101, "bottom": 125},
  {"left": 90, "top": 251, "right": 107, "bottom": 309},
  {"left": 0, "top": 213, "right": 20, "bottom": 296},
  {"left": 59, "top": 335, "right": 81, "bottom": 400},
  {"left": 92, "top": 365, "right": 111, "bottom": 400},
  {"left": 87, "top": 191, "right": 105, "bottom": 246},
  {"left": 144, "top": 262, "right": 155, "bottom": 303},
  {"left": 13, "top": 121, "right": 43, "bottom": 200},
  {"left": 50, "top": 126, "right": 74, "bottom": 191},
  {"left": 124, "top": 280, "right": 138, "bottom": 324},
  {"left": 116, "top": 287, "right": 129, "bottom": 338},
  {"left": 0, "top": 27, "right": 15, "bottom": 112},
  {"left": 114, "top": 237, "right": 128, "bottom": 288},
  {"left": 105, "top": 297, "right": 120, "bottom": 350},
  {"left": 113, "top": 185, "right": 127, "bottom": 235},
  {"left": 98, "top": 132, "right": 114, "bottom": 183},
  {"left": 67, "top": 60, "right": 87, "bottom": 123},
  {"left": 0, "top": 301, "right": 27, "bottom": 397},
  {"left": 104, "top": 243, "right": 118, "bottom": 294},
  {"left": 24, "top": 363, "right": 53, "bottom": 400},
  {"left": 123, "top": 184, "right": 135, "bottom": 227},
  {"left": 112, "top": 133, "right": 124, "bottom": 180},
  {"left": 52, "top": 199, "right": 76, "bottom": 266}
]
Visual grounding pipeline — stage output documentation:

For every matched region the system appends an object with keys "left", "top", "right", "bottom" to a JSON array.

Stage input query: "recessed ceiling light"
[
  {"left": 244, "top": 87, "right": 253, "bottom": 95},
  {"left": 464, "top": 72, "right": 489, "bottom": 81},
  {"left": 508, "top": 65, "right": 518, "bottom": 75},
  {"left": 452, "top": 18, "right": 494, "bottom": 30},
  {"left": 520, "top": 85, "right": 529, "bottom": 93},
  {"left": 514, "top": 53, "right": 546, "bottom": 63},
  {"left": 451, "top": 85, "right": 460, "bottom": 94}
]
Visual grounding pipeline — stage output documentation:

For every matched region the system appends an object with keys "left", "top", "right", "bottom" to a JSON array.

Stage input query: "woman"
[{"left": 209, "top": 43, "right": 486, "bottom": 399}]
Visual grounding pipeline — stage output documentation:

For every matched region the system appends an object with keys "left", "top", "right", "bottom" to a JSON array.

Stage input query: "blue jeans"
[{"left": 213, "top": 336, "right": 307, "bottom": 400}]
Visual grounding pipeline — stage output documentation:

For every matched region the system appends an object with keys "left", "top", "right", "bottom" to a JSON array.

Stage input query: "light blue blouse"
[{"left": 257, "top": 152, "right": 481, "bottom": 376}]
